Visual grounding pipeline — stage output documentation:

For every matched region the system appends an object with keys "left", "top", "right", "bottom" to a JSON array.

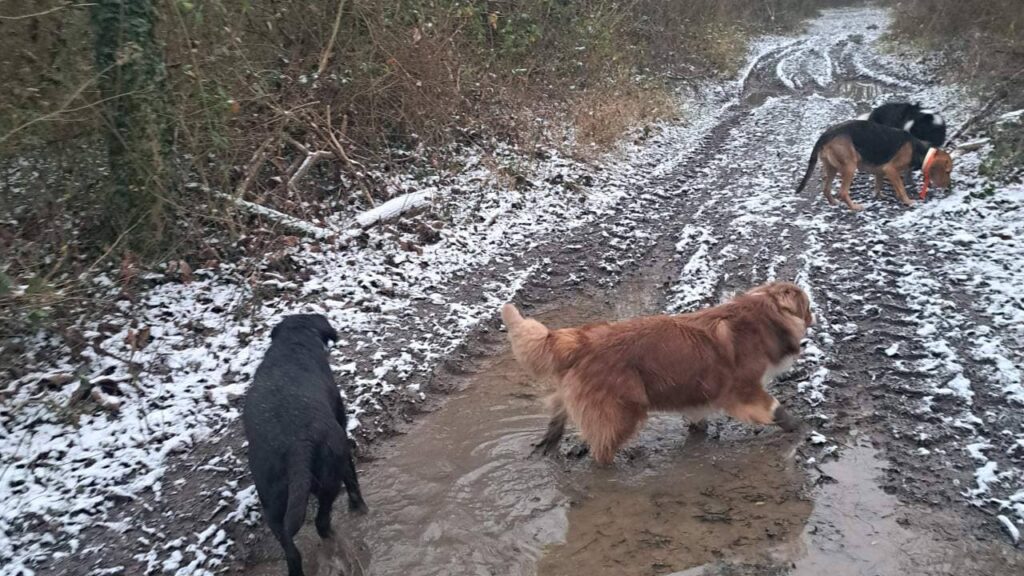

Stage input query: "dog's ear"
[
  {"left": 309, "top": 314, "right": 339, "bottom": 345},
  {"left": 770, "top": 283, "right": 813, "bottom": 326}
]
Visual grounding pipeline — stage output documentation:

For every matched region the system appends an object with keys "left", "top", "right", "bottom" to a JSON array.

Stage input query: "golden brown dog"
[
  {"left": 796, "top": 119, "right": 953, "bottom": 211},
  {"left": 501, "top": 282, "right": 813, "bottom": 465}
]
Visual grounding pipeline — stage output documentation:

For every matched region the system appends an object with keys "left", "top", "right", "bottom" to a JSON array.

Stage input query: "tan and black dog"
[{"left": 796, "top": 119, "right": 953, "bottom": 211}]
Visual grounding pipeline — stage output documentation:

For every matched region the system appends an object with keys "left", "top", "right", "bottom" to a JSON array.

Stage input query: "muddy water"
[{"left": 249, "top": 266, "right": 1015, "bottom": 576}]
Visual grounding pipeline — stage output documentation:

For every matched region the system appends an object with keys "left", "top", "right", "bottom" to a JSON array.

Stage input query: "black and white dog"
[
  {"left": 243, "top": 314, "right": 367, "bottom": 576},
  {"left": 860, "top": 102, "right": 947, "bottom": 148}
]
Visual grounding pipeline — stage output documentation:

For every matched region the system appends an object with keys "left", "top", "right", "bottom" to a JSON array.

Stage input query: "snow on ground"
[
  {"left": 0, "top": 51, "right": 743, "bottom": 576},
  {"left": 2, "top": 5, "right": 1023, "bottom": 575},
  {"left": 662, "top": 5, "right": 1024, "bottom": 537}
]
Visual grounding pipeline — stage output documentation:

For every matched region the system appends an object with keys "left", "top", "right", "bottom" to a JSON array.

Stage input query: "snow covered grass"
[
  {"left": 0, "top": 48, "right": 745, "bottom": 576},
  {"left": 3, "top": 6, "right": 1023, "bottom": 574},
  {"left": 663, "top": 5, "right": 1024, "bottom": 539}
]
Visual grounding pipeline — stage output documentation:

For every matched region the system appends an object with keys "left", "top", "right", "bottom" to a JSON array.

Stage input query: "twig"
[
  {"left": 322, "top": 107, "right": 376, "bottom": 207},
  {"left": 0, "top": 2, "right": 93, "bottom": 20},
  {"left": 0, "top": 70, "right": 123, "bottom": 146},
  {"left": 288, "top": 150, "right": 332, "bottom": 194},
  {"left": 283, "top": 134, "right": 310, "bottom": 156},
  {"left": 234, "top": 137, "right": 277, "bottom": 199},
  {"left": 215, "top": 192, "right": 333, "bottom": 239},
  {"left": 948, "top": 93, "right": 1005, "bottom": 144},
  {"left": 317, "top": 0, "right": 349, "bottom": 77}
]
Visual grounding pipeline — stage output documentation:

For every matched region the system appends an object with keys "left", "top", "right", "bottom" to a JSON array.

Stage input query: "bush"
[{"left": 0, "top": 0, "right": 821, "bottom": 281}]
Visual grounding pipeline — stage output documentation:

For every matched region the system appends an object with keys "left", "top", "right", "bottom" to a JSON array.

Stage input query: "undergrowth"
[
  {"left": 0, "top": 0, "right": 825, "bottom": 356},
  {"left": 888, "top": 0, "right": 1024, "bottom": 182}
]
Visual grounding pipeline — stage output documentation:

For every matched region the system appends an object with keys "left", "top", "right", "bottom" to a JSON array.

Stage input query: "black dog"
[
  {"left": 243, "top": 314, "right": 368, "bottom": 576},
  {"left": 863, "top": 101, "right": 947, "bottom": 148}
]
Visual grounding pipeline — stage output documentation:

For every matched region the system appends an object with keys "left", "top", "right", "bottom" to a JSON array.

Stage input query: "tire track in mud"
[
  {"left": 42, "top": 8, "right": 1022, "bottom": 576},
  {"left": 646, "top": 8, "right": 1024, "bottom": 568},
  {"left": 242, "top": 8, "right": 1021, "bottom": 575},
  {"left": 417, "top": 8, "right": 1021, "bottom": 573}
]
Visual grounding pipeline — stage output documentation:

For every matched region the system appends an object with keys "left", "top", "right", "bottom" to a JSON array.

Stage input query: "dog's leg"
[
  {"left": 821, "top": 166, "right": 838, "bottom": 206},
  {"left": 531, "top": 405, "right": 568, "bottom": 457},
  {"left": 874, "top": 174, "right": 884, "bottom": 199},
  {"left": 579, "top": 401, "right": 646, "bottom": 466},
  {"left": 724, "top": 386, "right": 802, "bottom": 432},
  {"left": 885, "top": 166, "right": 914, "bottom": 207},
  {"left": 314, "top": 459, "right": 342, "bottom": 538},
  {"left": 339, "top": 451, "right": 369, "bottom": 515},
  {"left": 687, "top": 419, "right": 709, "bottom": 434},
  {"left": 837, "top": 167, "right": 863, "bottom": 211},
  {"left": 772, "top": 404, "right": 803, "bottom": 432}
]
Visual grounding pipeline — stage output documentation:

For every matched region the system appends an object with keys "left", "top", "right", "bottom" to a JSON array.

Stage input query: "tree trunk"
[{"left": 90, "top": 0, "right": 172, "bottom": 248}]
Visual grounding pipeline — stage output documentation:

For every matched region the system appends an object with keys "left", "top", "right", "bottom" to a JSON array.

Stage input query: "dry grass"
[
  {"left": 0, "top": 0, "right": 824, "bottom": 298},
  {"left": 889, "top": 0, "right": 1024, "bottom": 180},
  {"left": 572, "top": 83, "right": 678, "bottom": 153},
  {"left": 890, "top": 0, "right": 1023, "bottom": 100}
]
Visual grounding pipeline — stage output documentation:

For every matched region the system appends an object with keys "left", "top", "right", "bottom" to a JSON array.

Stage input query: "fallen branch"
[
  {"left": 948, "top": 93, "right": 1005, "bottom": 144},
  {"left": 954, "top": 137, "right": 991, "bottom": 153},
  {"left": 318, "top": 107, "right": 376, "bottom": 207},
  {"left": 234, "top": 137, "right": 278, "bottom": 199},
  {"left": 216, "top": 192, "right": 334, "bottom": 239},
  {"left": 354, "top": 188, "right": 439, "bottom": 229}
]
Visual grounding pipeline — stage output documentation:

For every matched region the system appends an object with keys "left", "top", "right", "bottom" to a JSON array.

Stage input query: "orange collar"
[{"left": 919, "top": 147, "right": 938, "bottom": 201}]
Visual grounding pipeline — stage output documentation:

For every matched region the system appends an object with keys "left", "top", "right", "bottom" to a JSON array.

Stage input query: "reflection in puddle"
[
  {"left": 245, "top": 287, "right": 1018, "bottom": 576},
  {"left": 538, "top": 424, "right": 809, "bottom": 576}
]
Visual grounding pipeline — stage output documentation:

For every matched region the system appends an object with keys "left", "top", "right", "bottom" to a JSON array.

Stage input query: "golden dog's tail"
[
  {"left": 501, "top": 303, "right": 576, "bottom": 378},
  {"left": 795, "top": 133, "right": 827, "bottom": 195}
]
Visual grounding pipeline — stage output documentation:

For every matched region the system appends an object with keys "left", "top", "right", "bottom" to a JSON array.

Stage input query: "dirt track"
[
  {"left": 27, "top": 6, "right": 1024, "bottom": 576},
  {"left": 243, "top": 7, "right": 1022, "bottom": 576}
]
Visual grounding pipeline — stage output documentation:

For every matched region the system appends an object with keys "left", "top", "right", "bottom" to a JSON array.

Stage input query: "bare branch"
[
  {"left": 0, "top": 2, "right": 94, "bottom": 21},
  {"left": 317, "top": 0, "right": 349, "bottom": 77}
]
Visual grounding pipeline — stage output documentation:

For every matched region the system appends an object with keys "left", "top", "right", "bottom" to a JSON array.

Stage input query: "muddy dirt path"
[{"left": 241, "top": 7, "right": 1022, "bottom": 576}]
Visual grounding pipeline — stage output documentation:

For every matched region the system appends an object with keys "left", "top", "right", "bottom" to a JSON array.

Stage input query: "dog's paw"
[
  {"left": 565, "top": 442, "right": 590, "bottom": 460},
  {"left": 687, "top": 420, "right": 710, "bottom": 434},
  {"left": 349, "top": 499, "right": 370, "bottom": 515},
  {"left": 529, "top": 438, "right": 561, "bottom": 459},
  {"left": 774, "top": 406, "right": 804, "bottom": 433}
]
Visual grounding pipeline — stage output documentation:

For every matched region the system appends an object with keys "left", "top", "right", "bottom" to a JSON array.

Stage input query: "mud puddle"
[{"left": 247, "top": 271, "right": 1017, "bottom": 576}]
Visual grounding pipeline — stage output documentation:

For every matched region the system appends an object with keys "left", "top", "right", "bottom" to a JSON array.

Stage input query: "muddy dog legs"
[
  {"left": 532, "top": 395, "right": 568, "bottom": 456},
  {"left": 724, "top": 386, "right": 803, "bottom": 432}
]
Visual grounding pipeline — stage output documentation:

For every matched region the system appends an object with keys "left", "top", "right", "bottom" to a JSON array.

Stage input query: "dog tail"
[
  {"left": 501, "top": 303, "right": 576, "bottom": 378},
  {"left": 795, "top": 132, "right": 827, "bottom": 195}
]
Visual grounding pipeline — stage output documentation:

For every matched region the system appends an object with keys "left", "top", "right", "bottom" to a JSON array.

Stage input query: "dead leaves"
[
  {"left": 124, "top": 326, "right": 151, "bottom": 352},
  {"left": 165, "top": 259, "right": 193, "bottom": 283}
]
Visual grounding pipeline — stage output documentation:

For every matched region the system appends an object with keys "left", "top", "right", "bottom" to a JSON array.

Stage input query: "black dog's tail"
[{"left": 795, "top": 132, "right": 830, "bottom": 194}]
